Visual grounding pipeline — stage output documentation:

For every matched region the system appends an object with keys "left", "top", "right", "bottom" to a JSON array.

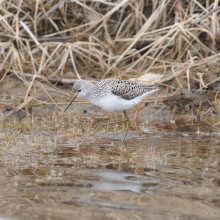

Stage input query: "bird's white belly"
[
  {"left": 90, "top": 94, "right": 143, "bottom": 112},
  {"left": 88, "top": 89, "right": 159, "bottom": 112}
]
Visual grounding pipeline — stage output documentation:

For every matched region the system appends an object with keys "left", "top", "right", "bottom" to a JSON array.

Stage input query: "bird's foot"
[
  {"left": 91, "top": 124, "right": 105, "bottom": 135},
  {"left": 91, "top": 120, "right": 128, "bottom": 136}
]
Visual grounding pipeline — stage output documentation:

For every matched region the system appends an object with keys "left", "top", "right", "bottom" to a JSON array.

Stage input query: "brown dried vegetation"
[{"left": 0, "top": 0, "right": 220, "bottom": 118}]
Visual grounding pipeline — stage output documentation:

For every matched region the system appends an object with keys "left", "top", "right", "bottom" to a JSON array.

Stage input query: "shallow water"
[{"left": 0, "top": 113, "right": 220, "bottom": 220}]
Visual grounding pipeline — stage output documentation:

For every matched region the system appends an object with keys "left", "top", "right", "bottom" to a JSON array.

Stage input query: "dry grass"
[{"left": 0, "top": 0, "right": 220, "bottom": 117}]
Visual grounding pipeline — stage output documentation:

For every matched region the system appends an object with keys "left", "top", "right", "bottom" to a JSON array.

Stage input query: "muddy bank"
[{"left": 0, "top": 77, "right": 220, "bottom": 220}]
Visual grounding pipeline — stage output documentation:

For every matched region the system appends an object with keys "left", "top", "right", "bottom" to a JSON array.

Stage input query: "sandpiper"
[{"left": 64, "top": 79, "right": 160, "bottom": 141}]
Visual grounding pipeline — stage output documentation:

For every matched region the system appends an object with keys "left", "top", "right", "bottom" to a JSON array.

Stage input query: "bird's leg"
[
  {"left": 122, "top": 110, "right": 131, "bottom": 142},
  {"left": 92, "top": 110, "right": 131, "bottom": 142}
]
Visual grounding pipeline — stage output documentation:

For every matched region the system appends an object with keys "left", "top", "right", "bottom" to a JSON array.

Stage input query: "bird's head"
[{"left": 64, "top": 80, "right": 92, "bottom": 112}]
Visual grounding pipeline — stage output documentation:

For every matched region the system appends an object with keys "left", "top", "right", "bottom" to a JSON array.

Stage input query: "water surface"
[{"left": 0, "top": 114, "right": 220, "bottom": 220}]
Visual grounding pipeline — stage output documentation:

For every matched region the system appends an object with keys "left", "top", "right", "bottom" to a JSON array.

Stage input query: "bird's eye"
[{"left": 78, "top": 89, "right": 81, "bottom": 92}]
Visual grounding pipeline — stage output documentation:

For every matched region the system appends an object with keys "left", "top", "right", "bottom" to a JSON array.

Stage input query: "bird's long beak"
[{"left": 64, "top": 93, "right": 77, "bottom": 112}]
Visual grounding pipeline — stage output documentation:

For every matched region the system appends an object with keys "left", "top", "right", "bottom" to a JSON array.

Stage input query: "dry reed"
[{"left": 0, "top": 0, "right": 220, "bottom": 117}]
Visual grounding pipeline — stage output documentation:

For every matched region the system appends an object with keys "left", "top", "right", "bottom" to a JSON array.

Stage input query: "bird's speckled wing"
[{"left": 98, "top": 79, "right": 158, "bottom": 100}]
